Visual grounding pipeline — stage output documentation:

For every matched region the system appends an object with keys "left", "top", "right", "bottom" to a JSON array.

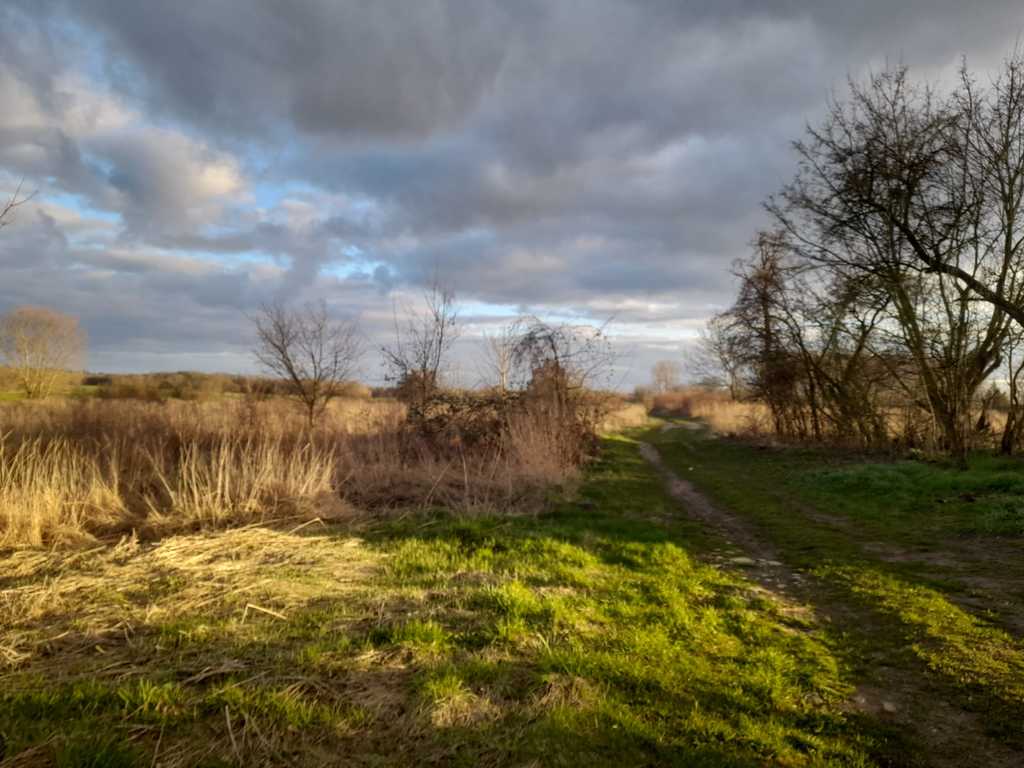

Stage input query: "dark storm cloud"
[
  {"left": 37, "top": 0, "right": 522, "bottom": 141},
  {"left": 2, "top": 0, "right": 1023, "bottom": 381}
]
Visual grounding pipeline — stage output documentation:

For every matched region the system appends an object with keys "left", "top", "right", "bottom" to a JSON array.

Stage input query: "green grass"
[
  {"left": 821, "top": 566, "right": 1024, "bottom": 705},
  {"left": 658, "top": 429, "right": 1024, "bottom": 541},
  {"left": 648, "top": 421, "right": 1024, "bottom": 752},
  {"left": 0, "top": 435, "right": 909, "bottom": 766}
]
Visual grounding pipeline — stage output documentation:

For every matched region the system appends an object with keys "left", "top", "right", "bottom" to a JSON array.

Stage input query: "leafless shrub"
[{"left": 510, "top": 317, "right": 617, "bottom": 465}]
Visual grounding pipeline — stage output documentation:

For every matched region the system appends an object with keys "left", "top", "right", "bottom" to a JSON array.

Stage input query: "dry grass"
[
  {"left": 652, "top": 389, "right": 770, "bottom": 435},
  {"left": 0, "top": 396, "right": 579, "bottom": 549},
  {"left": 651, "top": 388, "right": 1015, "bottom": 454},
  {"left": 0, "top": 438, "right": 127, "bottom": 548},
  {"left": 598, "top": 402, "right": 650, "bottom": 433},
  {"left": 0, "top": 526, "right": 377, "bottom": 670}
]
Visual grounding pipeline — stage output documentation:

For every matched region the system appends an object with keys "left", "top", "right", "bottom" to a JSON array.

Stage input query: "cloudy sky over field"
[{"left": 1, "top": 1, "right": 1022, "bottom": 385}]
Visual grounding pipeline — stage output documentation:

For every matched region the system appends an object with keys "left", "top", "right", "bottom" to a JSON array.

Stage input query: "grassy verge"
[
  {"left": 1, "top": 435, "right": 905, "bottom": 767},
  {"left": 648, "top": 422, "right": 1024, "bottom": 750}
]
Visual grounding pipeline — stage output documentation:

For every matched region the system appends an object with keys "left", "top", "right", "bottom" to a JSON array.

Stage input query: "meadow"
[
  {"left": 1, "top": 388, "right": 1023, "bottom": 767},
  {"left": 0, "top": 431, "right": 905, "bottom": 768}
]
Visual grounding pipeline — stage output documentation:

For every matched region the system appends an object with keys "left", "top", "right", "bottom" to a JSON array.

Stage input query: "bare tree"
[
  {"left": 0, "top": 306, "right": 86, "bottom": 398},
  {"left": 479, "top": 323, "right": 519, "bottom": 392},
  {"left": 688, "top": 314, "right": 745, "bottom": 397},
  {"left": 768, "top": 63, "right": 1020, "bottom": 462},
  {"left": 381, "top": 283, "right": 459, "bottom": 404},
  {"left": 0, "top": 181, "right": 33, "bottom": 231},
  {"left": 651, "top": 360, "right": 681, "bottom": 393},
  {"left": 253, "top": 300, "right": 363, "bottom": 428}
]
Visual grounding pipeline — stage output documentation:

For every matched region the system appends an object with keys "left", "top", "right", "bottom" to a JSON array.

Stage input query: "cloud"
[{"left": 2, "top": 1, "right": 1023, "bottom": 385}]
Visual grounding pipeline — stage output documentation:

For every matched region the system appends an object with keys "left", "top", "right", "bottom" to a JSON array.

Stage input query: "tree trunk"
[
  {"left": 939, "top": 409, "right": 969, "bottom": 469},
  {"left": 1000, "top": 413, "right": 1016, "bottom": 455}
]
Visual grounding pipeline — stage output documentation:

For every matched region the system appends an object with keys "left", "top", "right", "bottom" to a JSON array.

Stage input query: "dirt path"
[
  {"left": 658, "top": 425, "right": 1024, "bottom": 639},
  {"left": 638, "top": 440, "right": 1024, "bottom": 768},
  {"left": 637, "top": 441, "right": 805, "bottom": 594}
]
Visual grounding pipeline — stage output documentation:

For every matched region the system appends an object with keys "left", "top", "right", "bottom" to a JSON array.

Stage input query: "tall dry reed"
[{"left": 0, "top": 395, "right": 580, "bottom": 548}]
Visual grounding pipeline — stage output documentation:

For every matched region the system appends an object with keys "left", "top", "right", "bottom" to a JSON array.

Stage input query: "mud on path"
[{"left": 638, "top": 440, "right": 1024, "bottom": 768}]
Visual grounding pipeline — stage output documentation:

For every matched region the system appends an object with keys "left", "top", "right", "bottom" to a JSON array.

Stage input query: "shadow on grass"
[
  {"left": 648, "top": 422, "right": 1024, "bottom": 755},
  {"left": 1, "top": 436, "right": 916, "bottom": 767}
]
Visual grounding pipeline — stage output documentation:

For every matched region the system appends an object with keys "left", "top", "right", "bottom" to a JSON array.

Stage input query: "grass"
[
  {"left": 650, "top": 422, "right": 1024, "bottom": 555},
  {"left": 795, "top": 454, "right": 1024, "bottom": 537},
  {"left": 648, "top": 421, "right": 1024, "bottom": 755},
  {"left": 0, "top": 435, "right": 908, "bottom": 767}
]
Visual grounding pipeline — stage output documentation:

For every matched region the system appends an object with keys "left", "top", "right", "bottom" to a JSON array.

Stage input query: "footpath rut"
[
  {"left": 638, "top": 441, "right": 802, "bottom": 591},
  {"left": 638, "top": 438, "right": 1023, "bottom": 768}
]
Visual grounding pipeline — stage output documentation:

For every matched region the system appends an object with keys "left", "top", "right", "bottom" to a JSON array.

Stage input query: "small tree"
[
  {"left": 253, "top": 300, "right": 363, "bottom": 428},
  {"left": 480, "top": 323, "right": 518, "bottom": 392},
  {"left": 381, "top": 283, "right": 459, "bottom": 405},
  {"left": 0, "top": 306, "right": 86, "bottom": 398},
  {"left": 688, "top": 314, "right": 745, "bottom": 398},
  {"left": 651, "top": 360, "right": 682, "bottom": 393}
]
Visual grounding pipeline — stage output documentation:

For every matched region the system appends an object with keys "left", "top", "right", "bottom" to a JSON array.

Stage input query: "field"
[
  {"left": 0, "top": 395, "right": 600, "bottom": 549},
  {"left": 2, "top": 401, "right": 1023, "bottom": 766}
]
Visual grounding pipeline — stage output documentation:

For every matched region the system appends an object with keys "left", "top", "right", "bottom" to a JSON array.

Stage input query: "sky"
[{"left": 1, "top": 1, "right": 1022, "bottom": 388}]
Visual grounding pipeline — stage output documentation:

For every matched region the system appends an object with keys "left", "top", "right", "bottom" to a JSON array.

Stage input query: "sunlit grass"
[
  {"left": 0, "top": 435, "right": 902, "bottom": 766},
  {"left": 651, "top": 420, "right": 1024, "bottom": 750}
]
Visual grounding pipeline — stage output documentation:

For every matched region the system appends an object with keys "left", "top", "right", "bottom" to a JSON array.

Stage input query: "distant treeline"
[{"left": 0, "top": 368, "right": 376, "bottom": 401}]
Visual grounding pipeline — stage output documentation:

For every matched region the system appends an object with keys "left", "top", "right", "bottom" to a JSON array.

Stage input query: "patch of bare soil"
[{"left": 638, "top": 441, "right": 1024, "bottom": 768}]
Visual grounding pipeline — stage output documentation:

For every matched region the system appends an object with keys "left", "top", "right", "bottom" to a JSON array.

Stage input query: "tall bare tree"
[
  {"left": 381, "top": 283, "right": 459, "bottom": 404},
  {"left": 253, "top": 300, "right": 363, "bottom": 428},
  {"left": 0, "top": 306, "right": 86, "bottom": 398},
  {"left": 766, "top": 60, "right": 1024, "bottom": 463}
]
